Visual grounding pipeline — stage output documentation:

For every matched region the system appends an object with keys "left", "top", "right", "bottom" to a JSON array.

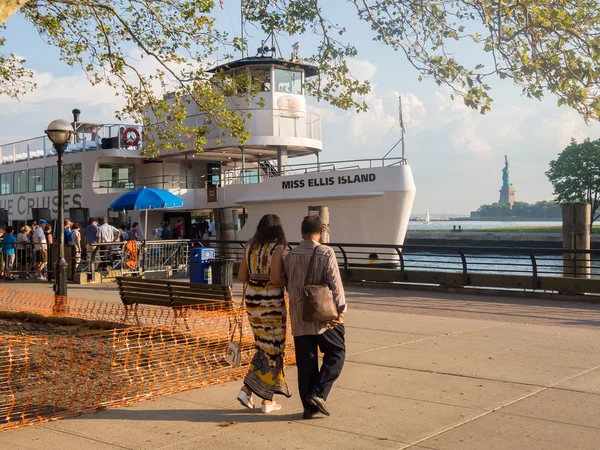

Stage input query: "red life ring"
[{"left": 122, "top": 128, "right": 140, "bottom": 147}]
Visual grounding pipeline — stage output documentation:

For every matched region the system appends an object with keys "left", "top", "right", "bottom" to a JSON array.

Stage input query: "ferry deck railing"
[
  {"left": 172, "top": 109, "right": 323, "bottom": 141},
  {"left": 0, "top": 123, "right": 143, "bottom": 165},
  {"left": 90, "top": 157, "right": 407, "bottom": 193}
]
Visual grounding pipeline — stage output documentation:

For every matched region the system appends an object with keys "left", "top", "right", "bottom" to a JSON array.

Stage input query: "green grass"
[{"left": 478, "top": 226, "right": 600, "bottom": 233}]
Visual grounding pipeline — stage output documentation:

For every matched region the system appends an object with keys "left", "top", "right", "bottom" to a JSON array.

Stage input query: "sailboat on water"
[{"left": 426, "top": 210, "right": 431, "bottom": 224}]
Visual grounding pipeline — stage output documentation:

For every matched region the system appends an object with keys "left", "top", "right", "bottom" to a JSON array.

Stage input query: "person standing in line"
[
  {"left": 44, "top": 224, "right": 54, "bottom": 245},
  {"left": 28, "top": 222, "right": 36, "bottom": 241},
  {"left": 199, "top": 218, "right": 209, "bottom": 240},
  {"left": 16, "top": 225, "right": 30, "bottom": 278},
  {"left": 16, "top": 226, "right": 30, "bottom": 278},
  {"left": 129, "top": 222, "right": 143, "bottom": 241},
  {"left": 236, "top": 214, "right": 291, "bottom": 413},
  {"left": 2, "top": 226, "right": 17, "bottom": 280},
  {"left": 97, "top": 217, "right": 121, "bottom": 268},
  {"left": 0, "top": 229, "right": 4, "bottom": 278},
  {"left": 161, "top": 222, "right": 172, "bottom": 240},
  {"left": 208, "top": 219, "right": 216, "bottom": 239},
  {"left": 284, "top": 215, "right": 346, "bottom": 419},
  {"left": 64, "top": 219, "right": 73, "bottom": 247},
  {"left": 33, "top": 220, "right": 48, "bottom": 280},
  {"left": 84, "top": 218, "right": 100, "bottom": 271},
  {"left": 153, "top": 221, "right": 164, "bottom": 240},
  {"left": 191, "top": 218, "right": 201, "bottom": 241},
  {"left": 172, "top": 218, "right": 184, "bottom": 239},
  {"left": 71, "top": 223, "right": 82, "bottom": 270}
]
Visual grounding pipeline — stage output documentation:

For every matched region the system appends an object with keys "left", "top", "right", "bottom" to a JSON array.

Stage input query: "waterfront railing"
[{"left": 6, "top": 239, "right": 599, "bottom": 296}]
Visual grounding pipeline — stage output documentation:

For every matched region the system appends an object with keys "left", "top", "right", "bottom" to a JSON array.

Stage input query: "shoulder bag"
[
  {"left": 302, "top": 246, "right": 339, "bottom": 322},
  {"left": 226, "top": 283, "right": 246, "bottom": 366}
]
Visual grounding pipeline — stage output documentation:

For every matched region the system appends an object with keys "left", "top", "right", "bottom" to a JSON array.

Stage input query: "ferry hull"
[{"left": 234, "top": 165, "right": 415, "bottom": 245}]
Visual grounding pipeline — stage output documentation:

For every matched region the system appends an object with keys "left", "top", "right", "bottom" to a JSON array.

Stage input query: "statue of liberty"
[{"left": 502, "top": 155, "right": 512, "bottom": 188}]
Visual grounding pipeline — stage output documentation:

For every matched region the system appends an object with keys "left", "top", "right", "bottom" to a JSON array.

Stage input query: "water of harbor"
[
  {"left": 408, "top": 220, "right": 562, "bottom": 231},
  {"left": 403, "top": 220, "right": 599, "bottom": 277}
]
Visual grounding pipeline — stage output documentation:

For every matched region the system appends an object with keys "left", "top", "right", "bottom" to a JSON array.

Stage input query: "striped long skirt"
[{"left": 243, "top": 279, "right": 291, "bottom": 400}]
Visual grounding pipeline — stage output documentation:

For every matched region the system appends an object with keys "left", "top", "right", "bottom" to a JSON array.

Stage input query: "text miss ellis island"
[{"left": 282, "top": 173, "right": 376, "bottom": 190}]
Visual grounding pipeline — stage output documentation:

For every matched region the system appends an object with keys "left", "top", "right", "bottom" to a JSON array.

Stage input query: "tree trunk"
[{"left": 0, "top": 0, "right": 29, "bottom": 25}]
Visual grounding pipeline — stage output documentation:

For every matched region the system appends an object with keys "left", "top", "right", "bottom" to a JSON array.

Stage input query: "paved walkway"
[{"left": 1, "top": 281, "right": 599, "bottom": 449}]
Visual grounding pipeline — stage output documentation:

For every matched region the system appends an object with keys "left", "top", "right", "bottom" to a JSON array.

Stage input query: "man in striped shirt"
[{"left": 284, "top": 215, "right": 346, "bottom": 419}]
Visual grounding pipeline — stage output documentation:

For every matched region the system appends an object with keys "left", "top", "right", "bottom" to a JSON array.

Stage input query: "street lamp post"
[{"left": 45, "top": 119, "right": 74, "bottom": 299}]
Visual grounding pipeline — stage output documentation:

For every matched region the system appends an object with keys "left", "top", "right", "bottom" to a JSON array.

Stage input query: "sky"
[{"left": 2, "top": 1, "right": 600, "bottom": 215}]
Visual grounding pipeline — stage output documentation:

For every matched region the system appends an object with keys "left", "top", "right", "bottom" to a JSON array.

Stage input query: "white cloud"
[
  {"left": 527, "top": 108, "right": 598, "bottom": 150},
  {"left": 347, "top": 59, "right": 378, "bottom": 81},
  {"left": 348, "top": 95, "right": 398, "bottom": 145},
  {"left": 450, "top": 115, "right": 493, "bottom": 155}
]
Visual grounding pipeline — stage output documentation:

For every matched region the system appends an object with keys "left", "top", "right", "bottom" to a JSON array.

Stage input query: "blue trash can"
[{"left": 190, "top": 248, "right": 215, "bottom": 284}]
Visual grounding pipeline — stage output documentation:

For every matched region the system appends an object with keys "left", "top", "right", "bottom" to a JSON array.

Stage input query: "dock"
[{"left": 1, "top": 281, "right": 599, "bottom": 449}]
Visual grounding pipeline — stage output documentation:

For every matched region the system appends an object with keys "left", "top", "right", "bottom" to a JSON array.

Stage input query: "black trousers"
[{"left": 294, "top": 324, "right": 346, "bottom": 411}]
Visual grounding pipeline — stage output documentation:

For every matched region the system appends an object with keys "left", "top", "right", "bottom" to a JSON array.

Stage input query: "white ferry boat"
[{"left": 0, "top": 55, "right": 416, "bottom": 245}]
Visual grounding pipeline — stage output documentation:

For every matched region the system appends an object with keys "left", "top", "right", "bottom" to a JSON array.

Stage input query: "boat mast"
[{"left": 399, "top": 96, "right": 406, "bottom": 163}]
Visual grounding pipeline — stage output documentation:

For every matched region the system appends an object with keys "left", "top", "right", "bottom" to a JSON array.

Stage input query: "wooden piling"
[
  {"left": 308, "top": 206, "right": 329, "bottom": 243},
  {"left": 562, "top": 203, "right": 591, "bottom": 278}
]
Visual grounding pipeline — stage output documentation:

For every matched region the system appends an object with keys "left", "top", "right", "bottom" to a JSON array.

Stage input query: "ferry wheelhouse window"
[
  {"left": 44, "top": 166, "right": 58, "bottom": 191},
  {"left": 64, "top": 163, "right": 82, "bottom": 190},
  {"left": 28, "top": 168, "right": 43, "bottom": 193},
  {"left": 0, "top": 173, "right": 12, "bottom": 195},
  {"left": 13, "top": 170, "right": 27, "bottom": 194},
  {"left": 250, "top": 68, "right": 271, "bottom": 92},
  {"left": 274, "top": 69, "right": 302, "bottom": 94},
  {"left": 99, "top": 164, "right": 135, "bottom": 189}
]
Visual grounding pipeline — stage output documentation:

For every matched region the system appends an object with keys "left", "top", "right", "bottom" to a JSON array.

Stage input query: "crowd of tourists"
[
  {"left": 235, "top": 214, "right": 346, "bottom": 420},
  {"left": 0, "top": 217, "right": 151, "bottom": 280},
  {"left": 0, "top": 220, "right": 64, "bottom": 281}
]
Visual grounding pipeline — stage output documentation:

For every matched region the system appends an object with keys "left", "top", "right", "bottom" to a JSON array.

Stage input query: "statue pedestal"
[{"left": 499, "top": 187, "right": 516, "bottom": 205}]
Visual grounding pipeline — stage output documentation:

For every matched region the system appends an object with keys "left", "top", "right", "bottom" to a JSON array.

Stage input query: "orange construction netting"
[{"left": 0, "top": 286, "right": 296, "bottom": 431}]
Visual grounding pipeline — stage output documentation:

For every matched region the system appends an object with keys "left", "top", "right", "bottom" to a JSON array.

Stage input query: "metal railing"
[
  {"left": 190, "top": 240, "right": 600, "bottom": 295},
  {"left": 11, "top": 238, "right": 599, "bottom": 294},
  {"left": 0, "top": 123, "right": 143, "bottom": 165},
  {"left": 91, "top": 156, "right": 407, "bottom": 193},
  {"left": 0, "top": 240, "right": 189, "bottom": 282},
  {"left": 87, "top": 240, "right": 189, "bottom": 279},
  {"left": 180, "top": 109, "right": 322, "bottom": 141}
]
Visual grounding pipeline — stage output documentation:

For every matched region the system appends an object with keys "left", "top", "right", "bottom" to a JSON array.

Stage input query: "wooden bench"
[{"left": 116, "top": 277, "right": 234, "bottom": 326}]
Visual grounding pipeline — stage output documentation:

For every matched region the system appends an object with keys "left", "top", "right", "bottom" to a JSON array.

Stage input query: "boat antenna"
[
  {"left": 399, "top": 95, "right": 406, "bottom": 162},
  {"left": 381, "top": 95, "right": 406, "bottom": 162}
]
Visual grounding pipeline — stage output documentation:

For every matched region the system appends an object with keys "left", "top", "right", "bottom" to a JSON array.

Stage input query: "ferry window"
[
  {"left": 99, "top": 164, "right": 135, "bottom": 189},
  {"left": 274, "top": 69, "right": 302, "bottom": 94},
  {"left": 64, "top": 163, "right": 82, "bottom": 190},
  {"left": 13, "top": 170, "right": 27, "bottom": 194},
  {"left": 44, "top": 166, "right": 58, "bottom": 191},
  {"left": 251, "top": 68, "right": 271, "bottom": 92},
  {"left": 28, "top": 168, "right": 43, "bottom": 193},
  {"left": 0, "top": 173, "right": 12, "bottom": 195}
]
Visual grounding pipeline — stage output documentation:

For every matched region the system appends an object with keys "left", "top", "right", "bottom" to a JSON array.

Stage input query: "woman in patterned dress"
[{"left": 237, "top": 214, "right": 290, "bottom": 413}]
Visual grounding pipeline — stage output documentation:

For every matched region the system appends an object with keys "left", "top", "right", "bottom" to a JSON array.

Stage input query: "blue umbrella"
[{"left": 109, "top": 187, "right": 183, "bottom": 239}]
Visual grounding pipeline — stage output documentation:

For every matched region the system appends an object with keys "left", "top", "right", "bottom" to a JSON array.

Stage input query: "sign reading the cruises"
[
  {"left": 281, "top": 173, "right": 376, "bottom": 190},
  {"left": 0, "top": 193, "right": 83, "bottom": 217}
]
